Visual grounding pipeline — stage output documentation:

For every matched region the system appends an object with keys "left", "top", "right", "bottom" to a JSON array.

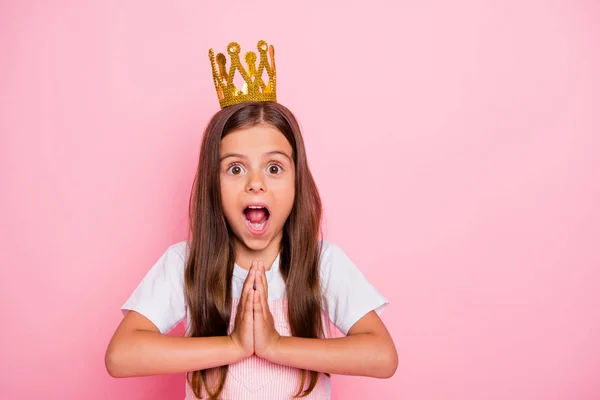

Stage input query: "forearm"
[
  {"left": 264, "top": 333, "right": 397, "bottom": 378},
  {"left": 105, "top": 330, "right": 245, "bottom": 378}
]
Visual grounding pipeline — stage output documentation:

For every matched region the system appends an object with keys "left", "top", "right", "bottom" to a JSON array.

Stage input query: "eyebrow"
[{"left": 220, "top": 151, "right": 293, "bottom": 163}]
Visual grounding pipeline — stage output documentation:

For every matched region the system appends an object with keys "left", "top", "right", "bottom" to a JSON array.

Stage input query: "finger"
[
  {"left": 238, "top": 266, "right": 251, "bottom": 314},
  {"left": 247, "top": 265, "right": 257, "bottom": 301},
  {"left": 255, "top": 263, "right": 267, "bottom": 319},
  {"left": 242, "top": 261, "right": 256, "bottom": 295},
  {"left": 262, "top": 284, "right": 269, "bottom": 321},
  {"left": 256, "top": 264, "right": 268, "bottom": 320},
  {"left": 255, "top": 262, "right": 263, "bottom": 292},
  {"left": 245, "top": 281, "right": 254, "bottom": 319},
  {"left": 259, "top": 286, "right": 269, "bottom": 322},
  {"left": 250, "top": 261, "right": 258, "bottom": 291},
  {"left": 260, "top": 262, "right": 268, "bottom": 292},
  {"left": 239, "top": 262, "right": 255, "bottom": 315},
  {"left": 258, "top": 263, "right": 268, "bottom": 308},
  {"left": 253, "top": 288, "right": 261, "bottom": 315}
]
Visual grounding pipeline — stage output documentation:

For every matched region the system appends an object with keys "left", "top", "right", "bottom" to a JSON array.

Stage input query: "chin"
[
  {"left": 233, "top": 223, "right": 283, "bottom": 254},
  {"left": 238, "top": 234, "right": 274, "bottom": 252}
]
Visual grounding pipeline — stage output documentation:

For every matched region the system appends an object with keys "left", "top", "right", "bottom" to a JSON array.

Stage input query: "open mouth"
[{"left": 243, "top": 205, "right": 271, "bottom": 235}]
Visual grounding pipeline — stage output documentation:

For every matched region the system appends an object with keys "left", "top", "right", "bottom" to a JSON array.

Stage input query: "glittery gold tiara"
[{"left": 208, "top": 40, "right": 277, "bottom": 109}]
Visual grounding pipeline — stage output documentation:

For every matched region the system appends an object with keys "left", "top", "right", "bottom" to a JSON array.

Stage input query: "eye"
[
  {"left": 227, "top": 163, "right": 245, "bottom": 175},
  {"left": 267, "top": 163, "right": 283, "bottom": 175}
]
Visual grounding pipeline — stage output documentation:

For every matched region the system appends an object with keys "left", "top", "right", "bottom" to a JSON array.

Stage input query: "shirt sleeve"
[
  {"left": 121, "top": 243, "right": 187, "bottom": 334},
  {"left": 320, "top": 242, "right": 389, "bottom": 336}
]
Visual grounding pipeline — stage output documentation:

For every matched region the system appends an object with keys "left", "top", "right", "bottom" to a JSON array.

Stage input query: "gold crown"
[{"left": 208, "top": 40, "right": 277, "bottom": 109}]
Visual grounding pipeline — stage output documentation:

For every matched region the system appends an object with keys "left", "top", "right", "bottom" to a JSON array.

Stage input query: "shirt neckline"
[{"left": 232, "top": 254, "right": 281, "bottom": 283}]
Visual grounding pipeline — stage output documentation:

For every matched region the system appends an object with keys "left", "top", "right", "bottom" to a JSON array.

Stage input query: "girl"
[{"left": 105, "top": 41, "right": 397, "bottom": 400}]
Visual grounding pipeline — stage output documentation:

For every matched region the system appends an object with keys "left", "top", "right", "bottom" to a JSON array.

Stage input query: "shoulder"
[
  {"left": 318, "top": 240, "right": 351, "bottom": 267},
  {"left": 121, "top": 240, "right": 189, "bottom": 333},
  {"left": 316, "top": 240, "right": 388, "bottom": 335},
  {"left": 166, "top": 240, "right": 189, "bottom": 262},
  {"left": 317, "top": 240, "right": 376, "bottom": 290},
  {"left": 150, "top": 240, "right": 189, "bottom": 279},
  {"left": 318, "top": 240, "right": 357, "bottom": 281}
]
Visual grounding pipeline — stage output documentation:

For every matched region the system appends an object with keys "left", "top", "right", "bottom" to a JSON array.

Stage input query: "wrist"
[
  {"left": 228, "top": 335, "right": 251, "bottom": 361},
  {"left": 261, "top": 334, "right": 283, "bottom": 362}
]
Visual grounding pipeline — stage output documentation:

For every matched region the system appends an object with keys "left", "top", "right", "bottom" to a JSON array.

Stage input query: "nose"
[{"left": 245, "top": 170, "right": 266, "bottom": 193}]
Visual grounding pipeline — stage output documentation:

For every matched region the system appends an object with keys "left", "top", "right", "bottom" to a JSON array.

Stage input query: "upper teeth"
[{"left": 248, "top": 206, "right": 264, "bottom": 209}]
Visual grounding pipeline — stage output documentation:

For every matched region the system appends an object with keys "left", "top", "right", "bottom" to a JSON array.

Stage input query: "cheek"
[
  {"left": 272, "top": 178, "right": 295, "bottom": 213},
  {"left": 220, "top": 182, "right": 238, "bottom": 217}
]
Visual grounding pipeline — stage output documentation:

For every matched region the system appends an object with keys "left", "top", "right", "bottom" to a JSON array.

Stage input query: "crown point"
[
  {"left": 227, "top": 42, "right": 241, "bottom": 55},
  {"left": 257, "top": 40, "right": 268, "bottom": 52},
  {"left": 216, "top": 53, "right": 226, "bottom": 67},
  {"left": 245, "top": 51, "right": 257, "bottom": 64}
]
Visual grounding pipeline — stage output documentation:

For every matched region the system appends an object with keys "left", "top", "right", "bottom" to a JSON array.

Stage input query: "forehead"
[{"left": 220, "top": 124, "right": 292, "bottom": 157}]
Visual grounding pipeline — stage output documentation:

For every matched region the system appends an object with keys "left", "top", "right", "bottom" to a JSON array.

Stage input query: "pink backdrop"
[{"left": 1, "top": 1, "right": 599, "bottom": 399}]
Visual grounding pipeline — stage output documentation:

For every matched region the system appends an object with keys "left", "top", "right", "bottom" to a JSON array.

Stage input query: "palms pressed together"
[{"left": 230, "top": 261, "right": 281, "bottom": 359}]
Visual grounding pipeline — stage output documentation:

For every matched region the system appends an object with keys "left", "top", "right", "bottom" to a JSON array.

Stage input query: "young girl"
[{"left": 105, "top": 40, "right": 397, "bottom": 400}]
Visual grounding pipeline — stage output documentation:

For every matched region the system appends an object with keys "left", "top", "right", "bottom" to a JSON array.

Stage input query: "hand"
[
  {"left": 230, "top": 261, "right": 257, "bottom": 358},
  {"left": 253, "top": 261, "right": 281, "bottom": 359}
]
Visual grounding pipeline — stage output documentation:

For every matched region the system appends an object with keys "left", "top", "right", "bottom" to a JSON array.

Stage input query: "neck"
[{"left": 234, "top": 232, "right": 282, "bottom": 271}]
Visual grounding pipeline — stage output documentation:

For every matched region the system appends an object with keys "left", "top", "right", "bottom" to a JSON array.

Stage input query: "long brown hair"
[{"left": 184, "top": 101, "right": 324, "bottom": 399}]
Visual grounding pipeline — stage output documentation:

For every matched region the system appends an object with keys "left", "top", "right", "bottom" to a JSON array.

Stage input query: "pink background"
[{"left": 1, "top": 0, "right": 599, "bottom": 399}]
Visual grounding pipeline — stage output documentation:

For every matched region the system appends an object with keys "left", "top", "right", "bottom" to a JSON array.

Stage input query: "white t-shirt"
[
  {"left": 122, "top": 240, "right": 388, "bottom": 336},
  {"left": 121, "top": 240, "right": 388, "bottom": 398}
]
